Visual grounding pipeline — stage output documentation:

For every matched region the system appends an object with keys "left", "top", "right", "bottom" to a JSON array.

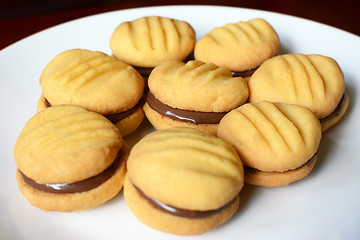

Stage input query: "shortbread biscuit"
[
  {"left": 124, "top": 127, "right": 244, "bottom": 235},
  {"left": 248, "top": 54, "right": 348, "bottom": 131},
  {"left": 143, "top": 60, "right": 249, "bottom": 134},
  {"left": 14, "top": 105, "right": 128, "bottom": 212},
  {"left": 110, "top": 16, "right": 196, "bottom": 81},
  {"left": 217, "top": 101, "right": 322, "bottom": 187},
  {"left": 37, "top": 49, "right": 145, "bottom": 136},
  {"left": 194, "top": 18, "right": 280, "bottom": 79}
]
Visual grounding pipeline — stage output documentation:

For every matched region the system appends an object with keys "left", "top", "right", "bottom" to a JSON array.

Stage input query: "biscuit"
[
  {"left": 217, "top": 101, "right": 322, "bottom": 187},
  {"left": 37, "top": 49, "right": 145, "bottom": 136},
  {"left": 110, "top": 16, "right": 196, "bottom": 81},
  {"left": 248, "top": 54, "right": 348, "bottom": 131},
  {"left": 124, "top": 127, "right": 244, "bottom": 235},
  {"left": 143, "top": 60, "right": 249, "bottom": 134},
  {"left": 194, "top": 18, "right": 280, "bottom": 79},
  {"left": 14, "top": 105, "right": 128, "bottom": 212}
]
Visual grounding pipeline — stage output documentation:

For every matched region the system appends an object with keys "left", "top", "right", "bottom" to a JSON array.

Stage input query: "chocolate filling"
[
  {"left": 146, "top": 92, "right": 228, "bottom": 124},
  {"left": 232, "top": 67, "right": 258, "bottom": 78},
  {"left": 106, "top": 98, "right": 144, "bottom": 123},
  {"left": 319, "top": 93, "right": 346, "bottom": 123},
  {"left": 44, "top": 98, "right": 52, "bottom": 108},
  {"left": 244, "top": 153, "right": 317, "bottom": 173},
  {"left": 133, "top": 183, "right": 234, "bottom": 218},
  {"left": 44, "top": 97, "right": 143, "bottom": 123},
  {"left": 20, "top": 149, "right": 123, "bottom": 193},
  {"left": 133, "top": 67, "right": 153, "bottom": 80}
]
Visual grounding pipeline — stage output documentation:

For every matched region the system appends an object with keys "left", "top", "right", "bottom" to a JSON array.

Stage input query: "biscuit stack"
[{"left": 13, "top": 15, "right": 348, "bottom": 236}]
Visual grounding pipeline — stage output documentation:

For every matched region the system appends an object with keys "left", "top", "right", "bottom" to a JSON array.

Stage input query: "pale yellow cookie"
[
  {"left": 248, "top": 54, "right": 347, "bottom": 131},
  {"left": 194, "top": 18, "right": 280, "bottom": 72},
  {"left": 144, "top": 60, "right": 249, "bottom": 134},
  {"left": 148, "top": 60, "right": 248, "bottom": 112},
  {"left": 217, "top": 101, "right": 322, "bottom": 187},
  {"left": 125, "top": 127, "right": 244, "bottom": 235},
  {"left": 39, "top": 48, "right": 145, "bottom": 136},
  {"left": 14, "top": 105, "right": 128, "bottom": 211},
  {"left": 110, "top": 16, "right": 196, "bottom": 68}
]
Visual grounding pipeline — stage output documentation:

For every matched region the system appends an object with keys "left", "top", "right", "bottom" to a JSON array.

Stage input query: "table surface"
[{"left": 0, "top": 0, "right": 359, "bottom": 50}]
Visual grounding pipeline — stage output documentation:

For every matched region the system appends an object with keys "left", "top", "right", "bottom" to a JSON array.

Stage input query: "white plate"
[{"left": 1, "top": 5, "right": 359, "bottom": 240}]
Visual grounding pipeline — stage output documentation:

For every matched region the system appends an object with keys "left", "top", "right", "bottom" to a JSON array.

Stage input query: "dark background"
[{"left": 0, "top": 0, "right": 359, "bottom": 50}]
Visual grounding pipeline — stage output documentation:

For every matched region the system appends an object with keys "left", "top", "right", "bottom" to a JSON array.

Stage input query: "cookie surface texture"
[
  {"left": 194, "top": 18, "right": 280, "bottom": 71},
  {"left": 125, "top": 127, "right": 244, "bottom": 235},
  {"left": 248, "top": 54, "right": 346, "bottom": 120},
  {"left": 40, "top": 49, "right": 144, "bottom": 115},
  {"left": 14, "top": 105, "right": 127, "bottom": 211},
  {"left": 110, "top": 16, "right": 196, "bottom": 67},
  {"left": 217, "top": 101, "right": 322, "bottom": 187}
]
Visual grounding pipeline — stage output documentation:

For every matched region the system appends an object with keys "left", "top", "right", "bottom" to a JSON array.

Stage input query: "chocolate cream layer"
[
  {"left": 106, "top": 99, "right": 144, "bottom": 123},
  {"left": 20, "top": 148, "right": 123, "bottom": 194},
  {"left": 244, "top": 153, "right": 317, "bottom": 173},
  {"left": 44, "top": 97, "right": 143, "bottom": 123},
  {"left": 132, "top": 182, "right": 234, "bottom": 219},
  {"left": 146, "top": 92, "right": 228, "bottom": 124},
  {"left": 133, "top": 67, "right": 153, "bottom": 81},
  {"left": 319, "top": 93, "right": 346, "bottom": 123},
  {"left": 231, "top": 67, "right": 258, "bottom": 78}
]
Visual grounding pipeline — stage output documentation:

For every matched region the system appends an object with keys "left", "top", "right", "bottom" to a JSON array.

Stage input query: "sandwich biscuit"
[
  {"left": 124, "top": 127, "right": 244, "bottom": 235},
  {"left": 143, "top": 60, "right": 249, "bottom": 134},
  {"left": 37, "top": 49, "right": 145, "bottom": 136},
  {"left": 14, "top": 105, "right": 128, "bottom": 212},
  {"left": 194, "top": 18, "right": 280, "bottom": 80},
  {"left": 248, "top": 53, "right": 348, "bottom": 131},
  {"left": 110, "top": 16, "right": 196, "bottom": 81},
  {"left": 217, "top": 101, "right": 322, "bottom": 187}
]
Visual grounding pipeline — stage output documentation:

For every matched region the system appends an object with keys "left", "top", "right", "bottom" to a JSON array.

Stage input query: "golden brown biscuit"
[
  {"left": 14, "top": 105, "right": 128, "bottom": 212},
  {"left": 194, "top": 18, "right": 280, "bottom": 76},
  {"left": 248, "top": 54, "right": 348, "bottom": 131},
  {"left": 110, "top": 16, "right": 196, "bottom": 68},
  {"left": 143, "top": 60, "right": 249, "bottom": 135},
  {"left": 125, "top": 127, "right": 244, "bottom": 235},
  {"left": 217, "top": 101, "right": 322, "bottom": 187},
  {"left": 38, "top": 49, "right": 145, "bottom": 136}
]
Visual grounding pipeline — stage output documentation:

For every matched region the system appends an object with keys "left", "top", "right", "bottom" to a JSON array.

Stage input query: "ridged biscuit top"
[
  {"left": 40, "top": 49, "right": 144, "bottom": 115},
  {"left": 110, "top": 16, "right": 196, "bottom": 67},
  {"left": 126, "top": 127, "right": 244, "bottom": 211},
  {"left": 14, "top": 105, "right": 122, "bottom": 184},
  {"left": 148, "top": 60, "right": 249, "bottom": 112},
  {"left": 218, "top": 101, "right": 321, "bottom": 172},
  {"left": 248, "top": 54, "right": 345, "bottom": 119},
  {"left": 194, "top": 18, "right": 280, "bottom": 71}
]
